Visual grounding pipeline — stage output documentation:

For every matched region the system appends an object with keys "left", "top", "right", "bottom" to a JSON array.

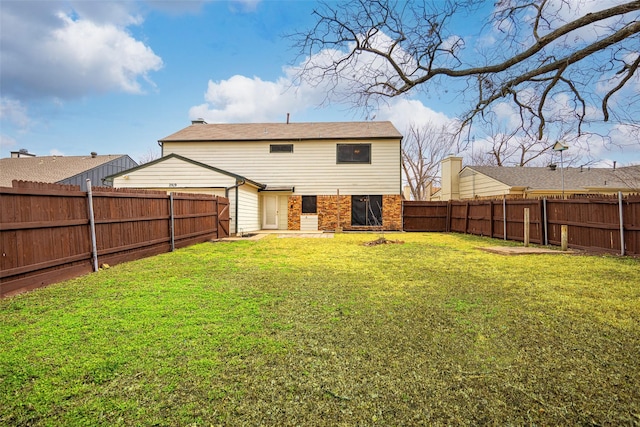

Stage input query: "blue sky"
[{"left": 1, "top": 0, "right": 638, "bottom": 166}]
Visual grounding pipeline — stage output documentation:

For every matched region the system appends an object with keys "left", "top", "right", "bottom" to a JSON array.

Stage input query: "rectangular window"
[
  {"left": 337, "top": 144, "right": 371, "bottom": 164},
  {"left": 351, "top": 195, "right": 382, "bottom": 226},
  {"left": 270, "top": 144, "right": 293, "bottom": 153},
  {"left": 301, "top": 195, "right": 317, "bottom": 214}
]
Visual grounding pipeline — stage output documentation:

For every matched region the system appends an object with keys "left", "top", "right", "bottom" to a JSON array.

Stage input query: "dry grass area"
[{"left": 1, "top": 233, "right": 639, "bottom": 426}]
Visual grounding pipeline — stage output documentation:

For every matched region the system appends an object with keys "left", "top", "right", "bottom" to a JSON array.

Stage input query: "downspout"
[
  {"left": 157, "top": 141, "right": 163, "bottom": 157},
  {"left": 225, "top": 179, "right": 245, "bottom": 235}
]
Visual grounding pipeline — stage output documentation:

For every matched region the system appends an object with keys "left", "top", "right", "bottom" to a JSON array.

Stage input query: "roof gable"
[
  {"left": 105, "top": 153, "right": 265, "bottom": 189},
  {"left": 159, "top": 121, "right": 403, "bottom": 143}
]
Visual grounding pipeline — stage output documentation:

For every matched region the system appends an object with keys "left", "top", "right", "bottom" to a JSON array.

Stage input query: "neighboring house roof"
[
  {"left": 463, "top": 165, "right": 640, "bottom": 192},
  {"left": 104, "top": 153, "right": 266, "bottom": 189},
  {"left": 0, "top": 154, "right": 133, "bottom": 187},
  {"left": 158, "top": 121, "right": 403, "bottom": 143}
]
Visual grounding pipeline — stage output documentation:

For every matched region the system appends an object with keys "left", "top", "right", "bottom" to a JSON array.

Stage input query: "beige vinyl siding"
[
  {"left": 162, "top": 139, "right": 401, "bottom": 195},
  {"left": 300, "top": 215, "right": 319, "bottom": 231},
  {"left": 113, "top": 156, "right": 236, "bottom": 189},
  {"left": 129, "top": 188, "right": 227, "bottom": 197},
  {"left": 235, "top": 186, "right": 260, "bottom": 234},
  {"left": 459, "top": 171, "right": 511, "bottom": 199}
]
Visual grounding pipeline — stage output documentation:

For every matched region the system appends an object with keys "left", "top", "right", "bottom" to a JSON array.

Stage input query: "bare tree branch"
[
  {"left": 401, "top": 122, "right": 455, "bottom": 200},
  {"left": 292, "top": 0, "right": 640, "bottom": 141},
  {"left": 603, "top": 54, "right": 640, "bottom": 121}
]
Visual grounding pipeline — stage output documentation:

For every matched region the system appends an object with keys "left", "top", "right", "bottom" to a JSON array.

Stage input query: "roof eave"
[{"left": 158, "top": 136, "right": 402, "bottom": 143}]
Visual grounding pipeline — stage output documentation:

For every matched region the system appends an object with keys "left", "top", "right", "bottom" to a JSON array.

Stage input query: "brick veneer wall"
[
  {"left": 382, "top": 194, "right": 403, "bottom": 230},
  {"left": 317, "top": 195, "right": 350, "bottom": 231},
  {"left": 287, "top": 194, "right": 402, "bottom": 231},
  {"left": 288, "top": 196, "right": 301, "bottom": 230}
]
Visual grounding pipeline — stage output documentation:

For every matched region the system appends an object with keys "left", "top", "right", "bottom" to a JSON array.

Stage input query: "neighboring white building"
[
  {"left": 432, "top": 155, "right": 640, "bottom": 200},
  {"left": 108, "top": 121, "right": 404, "bottom": 234}
]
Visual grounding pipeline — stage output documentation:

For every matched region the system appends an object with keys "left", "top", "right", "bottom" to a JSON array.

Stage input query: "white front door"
[{"left": 262, "top": 195, "right": 278, "bottom": 229}]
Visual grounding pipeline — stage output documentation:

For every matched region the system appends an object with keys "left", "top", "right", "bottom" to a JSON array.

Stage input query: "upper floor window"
[
  {"left": 337, "top": 144, "right": 371, "bottom": 164},
  {"left": 270, "top": 144, "right": 293, "bottom": 153}
]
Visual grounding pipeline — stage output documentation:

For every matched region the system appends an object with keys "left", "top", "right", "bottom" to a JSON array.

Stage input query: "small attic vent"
[
  {"left": 548, "top": 164, "right": 557, "bottom": 171},
  {"left": 191, "top": 118, "right": 207, "bottom": 125}
]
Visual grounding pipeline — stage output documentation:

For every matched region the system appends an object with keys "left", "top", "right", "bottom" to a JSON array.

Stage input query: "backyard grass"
[{"left": 1, "top": 233, "right": 639, "bottom": 426}]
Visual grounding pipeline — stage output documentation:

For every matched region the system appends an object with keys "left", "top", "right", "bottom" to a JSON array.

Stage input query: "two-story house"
[{"left": 108, "top": 120, "right": 403, "bottom": 234}]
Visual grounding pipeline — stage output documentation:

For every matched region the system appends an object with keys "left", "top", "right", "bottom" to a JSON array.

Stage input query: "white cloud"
[
  {"left": 189, "top": 65, "right": 458, "bottom": 130},
  {"left": 49, "top": 12, "right": 163, "bottom": 94},
  {"left": 0, "top": 98, "right": 30, "bottom": 128},
  {"left": 546, "top": 0, "right": 631, "bottom": 40},
  {"left": 376, "top": 99, "right": 453, "bottom": 132},
  {"left": 49, "top": 149, "right": 66, "bottom": 156},
  {"left": 0, "top": 1, "right": 163, "bottom": 100},
  {"left": 189, "top": 75, "right": 317, "bottom": 123},
  {"left": 490, "top": 101, "right": 522, "bottom": 129},
  {"left": 189, "top": 33, "right": 456, "bottom": 127}
]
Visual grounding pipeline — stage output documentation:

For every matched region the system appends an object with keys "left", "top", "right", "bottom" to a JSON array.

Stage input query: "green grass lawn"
[{"left": 1, "top": 233, "right": 639, "bottom": 426}]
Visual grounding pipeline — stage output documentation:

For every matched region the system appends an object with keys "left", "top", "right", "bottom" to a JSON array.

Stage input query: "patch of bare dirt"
[{"left": 363, "top": 237, "right": 405, "bottom": 246}]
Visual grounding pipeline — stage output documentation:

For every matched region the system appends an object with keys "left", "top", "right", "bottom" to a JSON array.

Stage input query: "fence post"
[
  {"left": 503, "top": 197, "right": 507, "bottom": 240},
  {"left": 446, "top": 201, "right": 451, "bottom": 232},
  {"left": 464, "top": 202, "right": 470, "bottom": 234},
  {"left": 619, "top": 191, "right": 625, "bottom": 256},
  {"left": 489, "top": 200, "right": 494, "bottom": 238},
  {"left": 524, "top": 208, "right": 530, "bottom": 247},
  {"left": 86, "top": 179, "right": 99, "bottom": 272},
  {"left": 169, "top": 192, "right": 175, "bottom": 252},
  {"left": 213, "top": 197, "right": 218, "bottom": 240},
  {"left": 543, "top": 198, "right": 548, "bottom": 246},
  {"left": 561, "top": 225, "right": 569, "bottom": 251}
]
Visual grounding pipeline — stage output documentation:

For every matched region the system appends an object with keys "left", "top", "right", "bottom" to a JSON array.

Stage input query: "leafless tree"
[
  {"left": 470, "top": 120, "right": 554, "bottom": 166},
  {"left": 402, "top": 122, "right": 455, "bottom": 200},
  {"left": 138, "top": 147, "right": 161, "bottom": 165},
  {"left": 292, "top": 0, "right": 640, "bottom": 141}
]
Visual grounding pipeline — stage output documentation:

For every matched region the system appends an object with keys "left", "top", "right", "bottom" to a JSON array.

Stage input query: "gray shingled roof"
[
  {"left": 465, "top": 165, "right": 640, "bottom": 191},
  {"left": 159, "top": 121, "right": 403, "bottom": 142},
  {"left": 0, "top": 155, "right": 129, "bottom": 187}
]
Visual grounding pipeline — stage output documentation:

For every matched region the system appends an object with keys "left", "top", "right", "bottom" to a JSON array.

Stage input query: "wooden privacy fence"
[
  {"left": 403, "top": 194, "right": 640, "bottom": 256},
  {"left": 1, "top": 181, "right": 230, "bottom": 297}
]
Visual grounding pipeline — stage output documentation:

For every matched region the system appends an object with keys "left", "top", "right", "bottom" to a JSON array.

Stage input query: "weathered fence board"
[
  {"left": 402, "top": 201, "right": 448, "bottom": 231},
  {"left": 404, "top": 195, "right": 640, "bottom": 256},
  {"left": 1, "top": 182, "right": 229, "bottom": 297}
]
